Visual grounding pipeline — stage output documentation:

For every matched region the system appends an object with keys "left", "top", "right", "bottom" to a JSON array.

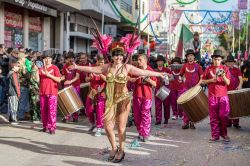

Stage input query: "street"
[{"left": 1, "top": 114, "right": 250, "bottom": 166}]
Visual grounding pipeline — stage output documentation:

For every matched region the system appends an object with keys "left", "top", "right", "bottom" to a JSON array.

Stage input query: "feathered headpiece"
[
  {"left": 120, "top": 17, "right": 141, "bottom": 63},
  {"left": 89, "top": 17, "right": 112, "bottom": 62},
  {"left": 120, "top": 34, "right": 140, "bottom": 56},
  {"left": 110, "top": 42, "right": 125, "bottom": 55}
]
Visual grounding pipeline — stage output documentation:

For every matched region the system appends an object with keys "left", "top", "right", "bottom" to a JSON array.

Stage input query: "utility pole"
[
  {"left": 138, "top": 0, "right": 141, "bottom": 49},
  {"left": 101, "top": 0, "right": 105, "bottom": 34}
]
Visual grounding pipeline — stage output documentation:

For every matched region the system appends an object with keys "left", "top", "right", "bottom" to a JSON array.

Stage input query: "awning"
[{"left": 69, "top": 32, "right": 94, "bottom": 40}]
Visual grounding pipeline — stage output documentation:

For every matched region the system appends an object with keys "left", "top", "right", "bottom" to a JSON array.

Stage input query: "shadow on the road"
[
  {"left": 63, "top": 160, "right": 112, "bottom": 166},
  {"left": 0, "top": 136, "right": 178, "bottom": 165},
  {"left": 0, "top": 137, "right": 105, "bottom": 161}
]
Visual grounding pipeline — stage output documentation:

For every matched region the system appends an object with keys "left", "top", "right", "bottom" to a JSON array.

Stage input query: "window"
[{"left": 121, "top": 0, "right": 132, "bottom": 14}]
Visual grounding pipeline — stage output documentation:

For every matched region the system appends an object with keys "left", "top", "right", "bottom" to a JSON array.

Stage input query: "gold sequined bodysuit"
[{"left": 105, "top": 65, "right": 131, "bottom": 120}]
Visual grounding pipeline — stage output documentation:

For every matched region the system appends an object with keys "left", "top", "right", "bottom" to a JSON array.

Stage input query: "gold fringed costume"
[{"left": 105, "top": 65, "right": 132, "bottom": 121}]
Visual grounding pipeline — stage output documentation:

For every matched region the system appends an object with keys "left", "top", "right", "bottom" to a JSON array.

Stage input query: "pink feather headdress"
[
  {"left": 91, "top": 34, "right": 112, "bottom": 55},
  {"left": 89, "top": 17, "right": 112, "bottom": 62},
  {"left": 120, "top": 34, "right": 141, "bottom": 56}
]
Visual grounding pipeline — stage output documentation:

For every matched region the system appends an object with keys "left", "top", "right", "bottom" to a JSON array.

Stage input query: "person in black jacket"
[
  {"left": 241, "top": 60, "right": 250, "bottom": 88},
  {"left": 8, "top": 59, "right": 21, "bottom": 125},
  {"left": 0, "top": 44, "right": 9, "bottom": 105}
]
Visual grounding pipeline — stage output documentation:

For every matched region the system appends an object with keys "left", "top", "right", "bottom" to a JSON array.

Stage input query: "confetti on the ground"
[
  {"left": 154, "top": 131, "right": 167, "bottom": 137},
  {"left": 127, "top": 139, "right": 141, "bottom": 149}
]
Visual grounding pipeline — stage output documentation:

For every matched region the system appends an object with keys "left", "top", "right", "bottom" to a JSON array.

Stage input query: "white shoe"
[
  {"left": 10, "top": 121, "right": 19, "bottom": 125},
  {"left": 33, "top": 121, "right": 40, "bottom": 124},
  {"left": 172, "top": 116, "right": 177, "bottom": 120},
  {"left": 95, "top": 128, "right": 102, "bottom": 137}
]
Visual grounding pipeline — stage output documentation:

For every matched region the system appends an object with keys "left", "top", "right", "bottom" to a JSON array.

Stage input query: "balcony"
[
  {"left": 80, "top": 0, "right": 120, "bottom": 22},
  {"left": 121, "top": 0, "right": 132, "bottom": 14}
]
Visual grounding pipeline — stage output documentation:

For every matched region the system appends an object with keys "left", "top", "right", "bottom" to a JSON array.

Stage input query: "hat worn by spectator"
[
  {"left": 185, "top": 49, "right": 195, "bottom": 57},
  {"left": 225, "top": 55, "right": 235, "bottom": 62},
  {"left": 194, "top": 32, "right": 199, "bottom": 36},
  {"left": 171, "top": 57, "right": 182, "bottom": 64},
  {"left": 156, "top": 55, "right": 166, "bottom": 62},
  {"left": 211, "top": 49, "right": 224, "bottom": 58}
]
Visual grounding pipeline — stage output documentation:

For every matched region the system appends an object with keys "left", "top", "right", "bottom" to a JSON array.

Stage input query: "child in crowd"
[{"left": 8, "top": 59, "right": 21, "bottom": 125}]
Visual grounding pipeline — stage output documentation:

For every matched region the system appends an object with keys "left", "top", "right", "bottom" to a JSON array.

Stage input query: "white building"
[
  {"left": 151, "top": 0, "right": 200, "bottom": 57},
  {"left": 0, "top": 0, "right": 120, "bottom": 54}
]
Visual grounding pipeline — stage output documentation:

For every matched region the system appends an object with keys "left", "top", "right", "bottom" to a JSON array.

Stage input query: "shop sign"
[
  {"left": 4, "top": 11, "right": 23, "bottom": 28},
  {"left": 29, "top": 17, "right": 42, "bottom": 32},
  {"left": 5, "top": 0, "right": 57, "bottom": 17}
]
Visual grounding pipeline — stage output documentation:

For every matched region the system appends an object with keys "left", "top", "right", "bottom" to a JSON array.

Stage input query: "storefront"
[
  {"left": 28, "top": 15, "right": 43, "bottom": 51},
  {"left": 0, "top": 0, "right": 57, "bottom": 51},
  {"left": 4, "top": 6, "right": 23, "bottom": 48}
]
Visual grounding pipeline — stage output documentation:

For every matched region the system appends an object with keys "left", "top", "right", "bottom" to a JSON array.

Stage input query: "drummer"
[
  {"left": 202, "top": 50, "right": 231, "bottom": 143},
  {"left": 85, "top": 56, "right": 106, "bottom": 137},
  {"left": 78, "top": 52, "right": 91, "bottom": 110},
  {"left": 170, "top": 57, "right": 184, "bottom": 120},
  {"left": 154, "top": 55, "right": 172, "bottom": 125},
  {"left": 132, "top": 54, "right": 157, "bottom": 142},
  {"left": 61, "top": 52, "right": 81, "bottom": 123},
  {"left": 179, "top": 49, "right": 203, "bottom": 129},
  {"left": 225, "top": 55, "right": 243, "bottom": 129},
  {"left": 39, "top": 53, "right": 61, "bottom": 134}
]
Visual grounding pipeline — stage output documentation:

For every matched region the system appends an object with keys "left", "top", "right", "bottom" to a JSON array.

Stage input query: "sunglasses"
[{"left": 112, "top": 52, "right": 124, "bottom": 57}]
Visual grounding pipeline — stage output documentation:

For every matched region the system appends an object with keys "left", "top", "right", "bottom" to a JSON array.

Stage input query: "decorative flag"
[
  {"left": 176, "top": 24, "right": 194, "bottom": 58},
  {"left": 231, "top": 12, "right": 240, "bottom": 29},
  {"left": 238, "top": 0, "right": 248, "bottom": 10},
  {"left": 150, "top": 0, "right": 166, "bottom": 22},
  {"left": 244, "top": 51, "right": 248, "bottom": 60},
  {"left": 170, "top": 10, "right": 183, "bottom": 32}
]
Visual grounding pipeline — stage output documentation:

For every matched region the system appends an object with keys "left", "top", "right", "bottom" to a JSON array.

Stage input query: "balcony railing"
[{"left": 121, "top": 0, "right": 132, "bottom": 14}]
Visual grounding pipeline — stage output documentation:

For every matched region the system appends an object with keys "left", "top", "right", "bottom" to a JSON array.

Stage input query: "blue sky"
[{"left": 200, "top": 0, "right": 238, "bottom": 11}]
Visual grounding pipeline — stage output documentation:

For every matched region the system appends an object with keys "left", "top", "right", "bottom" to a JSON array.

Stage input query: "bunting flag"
[
  {"left": 231, "top": 12, "right": 240, "bottom": 29},
  {"left": 150, "top": 0, "right": 166, "bottom": 22},
  {"left": 238, "top": 0, "right": 248, "bottom": 10},
  {"left": 176, "top": 24, "right": 194, "bottom": 58},
  {"left": 189, "top": 24, "right": 228, "bottom": 35},
  {"left": 170, "top": 10, "right": 183, "bottom": 32}
]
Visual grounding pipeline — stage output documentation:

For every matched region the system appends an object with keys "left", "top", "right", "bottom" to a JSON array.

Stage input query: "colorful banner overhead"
[
  {"left": 170, "top": 10, "right": 183, "bottom": 32},
  {"left": 150, "top": 0, "right": 166, "bottom": 22},
  {"left": 231, "top": 12, "right": 240, "bottom": 29},
  {"left": 238, "top": 0, "right": 248, "bottom": 10}
]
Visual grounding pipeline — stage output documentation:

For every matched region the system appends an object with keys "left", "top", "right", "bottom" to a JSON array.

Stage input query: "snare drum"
[
  {"left": 228, "top": 88, "right": 250, "bottom": 118},
  {"left": 58, "top": 86, "right": 84, "bottom": 117},
  {"left": 177, "top": 86, "right": 208, "bottom": 123},
  {"left": 156, "top": 86, "right": 170, "bottom": 101}
]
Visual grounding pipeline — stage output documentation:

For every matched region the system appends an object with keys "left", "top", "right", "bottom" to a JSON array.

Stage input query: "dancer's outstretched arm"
[{"left": 68, "top": 62, "right": 109, "bottom": 74}]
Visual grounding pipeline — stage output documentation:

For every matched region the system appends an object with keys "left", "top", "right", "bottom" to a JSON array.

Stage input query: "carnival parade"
[{"left": 0, "top": 0, "right": 250, "bottom": 165}]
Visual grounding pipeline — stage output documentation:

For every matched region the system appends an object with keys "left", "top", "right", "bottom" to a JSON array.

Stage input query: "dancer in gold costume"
[{"left": 69, "top": 42, "right": 167, "bottom": 163}]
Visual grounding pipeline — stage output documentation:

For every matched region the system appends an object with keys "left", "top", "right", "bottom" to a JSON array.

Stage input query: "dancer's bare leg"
[
  {"left": 104, "top": 106, "right": 117, "bottom": 156},
  {"left": 116, "top": 100, "right": 131, "bottom": 158}
]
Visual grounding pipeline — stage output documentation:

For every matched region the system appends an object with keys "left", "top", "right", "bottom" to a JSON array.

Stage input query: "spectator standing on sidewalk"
[
  {"left": 18, "top": 53, "right": 30, "bottom": 120},
  {"left": 8, "top": 59, "right": 21, "bottom": 125}
]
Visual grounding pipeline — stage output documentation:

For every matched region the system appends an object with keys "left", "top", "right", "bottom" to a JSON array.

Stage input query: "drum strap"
[
  {"left": 229, "top": 68, "right": 239, "bottom": 89},
  {"left": 190, "top": 63, "right": 198, "bottom": 88}
]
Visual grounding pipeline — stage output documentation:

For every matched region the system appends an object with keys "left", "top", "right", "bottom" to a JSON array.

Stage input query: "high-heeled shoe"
[
  {"left": 107, "top": 147, "right": 118, "bottom": 161},
  {"left": 113, "top": 150, "right": 125, "bottom": 163}
]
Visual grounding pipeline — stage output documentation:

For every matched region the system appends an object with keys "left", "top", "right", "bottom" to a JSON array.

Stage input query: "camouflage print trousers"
[{"left": 30, "top": 93, "right": 40, "bottom": 121}]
